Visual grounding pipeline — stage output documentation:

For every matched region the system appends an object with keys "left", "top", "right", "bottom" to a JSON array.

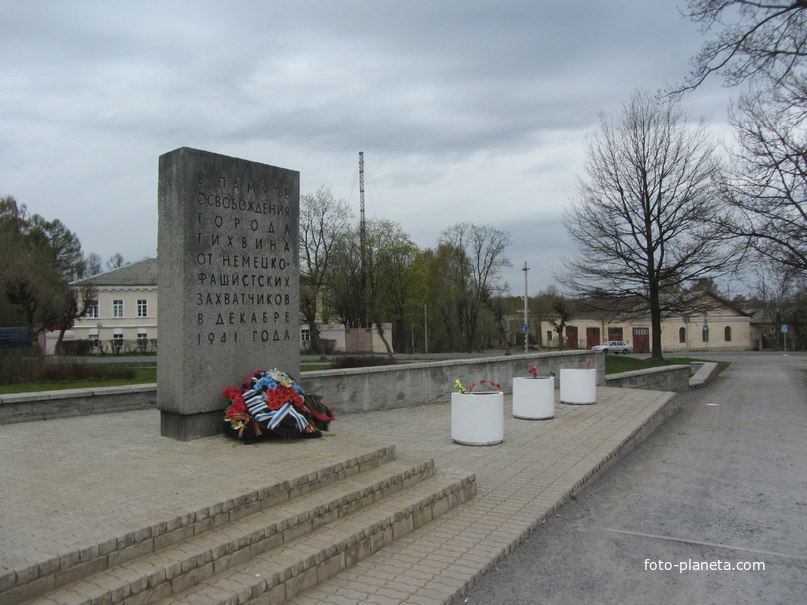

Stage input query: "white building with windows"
[{"left": 68, "top": 258, "right": 159, "bottom": 350}]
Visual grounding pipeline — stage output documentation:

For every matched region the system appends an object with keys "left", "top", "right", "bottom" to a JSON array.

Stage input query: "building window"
[
  {"left": 301, "top": 328, "right": 311, "bottom": 342},
  {"left": 679, "top": 327, "right": 686, "bottom": 343},
  {"left": 137, "top": 299, "right": 148, "bottom": 317},
  {"left": 86, "top": 300, "right": 99, "bottom": 318},
  {"left": 113, "top": 299, "right": 124, "bottom": 318},
  {"left": 724, "top": 326, "right": 732, "bottom": 342},
  {"left": 546, "top": 331, "right": 553, "bottom": 342},
  {"left": 112, "top": 329, "right": 124, "bottom": 353},
  {"left": 702, "top": 326, "right": 709, "bottom": 342},
  {"left": 137, "top": 329, "right": 148, "bottom": 352}
]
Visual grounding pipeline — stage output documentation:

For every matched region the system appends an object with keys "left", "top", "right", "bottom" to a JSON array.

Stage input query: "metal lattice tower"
[
  {"left": 359, "top": 151, "right": 368, "bottom": 325},
  {"left": 359, "top": 151, "right": 366, "bottom": 254}
]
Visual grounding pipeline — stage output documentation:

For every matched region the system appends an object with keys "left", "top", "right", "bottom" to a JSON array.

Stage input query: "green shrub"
[
  {"left": 56, "top": 340, "right": 95, "bottom": 356},
  {"left": 0, "top": 350, "right": 135, "bottom": 385},
  {"left": 42, "top": 359, "right": 135, "bottom": 381},
  {"left": 330, "top": 355, "right": 394, "bottom": 369},
  {"left": 0, "top": 350, "right": 44, "bottom": 384}
]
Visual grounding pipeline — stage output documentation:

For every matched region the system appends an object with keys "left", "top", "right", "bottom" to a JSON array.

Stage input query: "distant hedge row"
[
  {"left": 56, "top": 339, "right": 158, "bottom": 356},
  {"left": 0, "top": 351, "right": 136, "bottom": 385}
]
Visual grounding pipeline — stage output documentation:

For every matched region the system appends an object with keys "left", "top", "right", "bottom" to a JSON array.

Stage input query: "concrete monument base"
[{"left": 160, "top": 410, "right": 222, "bottom": 441}]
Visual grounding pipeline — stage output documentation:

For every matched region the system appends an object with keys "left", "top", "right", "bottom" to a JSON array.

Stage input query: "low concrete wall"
[
  {"left": 605, "top": 365, "right": 691, "bottom": 392},
  {"left": 303, "top": 351, "right": 603, "bottom": 414},
  {"left": 689, "top": 362, "right": 719, "bottom": 388},
  {"left": 3, "top": 352, "right": 709, "bottom": 423},
  {"left": 2, "top": 353, "right": 706, "bottom": 423},
  {"left": 0, "top": 385, "right": 156, "bottom": 424},
  {"left": 0, "top": 351, "right": 601, "bottom": 423}
]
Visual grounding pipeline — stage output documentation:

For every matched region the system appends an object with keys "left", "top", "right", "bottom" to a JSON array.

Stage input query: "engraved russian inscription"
[{"left": 193, "top": 172, "right": 294, "bottom": 347}]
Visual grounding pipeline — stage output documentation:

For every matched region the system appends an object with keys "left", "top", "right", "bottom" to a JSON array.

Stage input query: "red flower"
[
  {"left": 469, "top": 378, "right": 501, "bottom": 393},
  {"left": 265, "top": 385, "right": 304, "bottom": 410},
  {"left": 223, "top": 387, "right": 247, "bottom": 417}
]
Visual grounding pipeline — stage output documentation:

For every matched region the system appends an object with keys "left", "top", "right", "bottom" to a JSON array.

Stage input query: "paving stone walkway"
[{"left": 0, "top": 386, "right": 676, "bottom": 604}]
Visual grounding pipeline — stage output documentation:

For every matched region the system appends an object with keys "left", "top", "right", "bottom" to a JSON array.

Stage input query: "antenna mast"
[
  {"left": 359, "top": 152, "right": 368, "bottom": 326},
  {"left": 359, "top": 151, "right": 366, "bottom": 255}
]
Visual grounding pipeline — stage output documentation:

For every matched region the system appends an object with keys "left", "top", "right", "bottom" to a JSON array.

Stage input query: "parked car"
[{"left": 591, "top": 340, "right": 632, "bottom": 354}]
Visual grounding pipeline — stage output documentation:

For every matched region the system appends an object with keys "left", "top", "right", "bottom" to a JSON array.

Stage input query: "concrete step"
[
  {"left": 4, "top": 445, "right": 397, "bottom": 605},
  {"left": 157, "top": 469, "right": 476, "bottom": 605},
  {"left": 14, "top": 452, "right": 475, "bottom": 605}
]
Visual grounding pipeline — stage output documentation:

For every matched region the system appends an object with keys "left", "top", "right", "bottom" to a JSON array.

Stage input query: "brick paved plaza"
[{"left": 0, "top": 386, "right": 676, "bottom": 604}]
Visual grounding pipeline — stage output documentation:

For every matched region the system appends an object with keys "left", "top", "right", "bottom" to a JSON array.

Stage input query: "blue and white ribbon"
[{"left": 254, "top": 402, "right": 309, "bottom": 432}]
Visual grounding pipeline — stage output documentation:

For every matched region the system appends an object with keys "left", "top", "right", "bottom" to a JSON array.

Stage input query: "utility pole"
[{"left": 523, "top": 261, "right": 529, "bottom": 354}]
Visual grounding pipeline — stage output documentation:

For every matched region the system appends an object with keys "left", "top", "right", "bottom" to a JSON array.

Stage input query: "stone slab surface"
[
  {"left": 689, "top": 361, "right": 719, "bottom": 387},
  {"left": 0, "top": 386, "right": 676, "bottom": 604},
  {"left": 290, "top": 386, "right": 677, "bottom": 604},
  {"left": 0, "top": 411, "right": 387, "bottom": 582}
]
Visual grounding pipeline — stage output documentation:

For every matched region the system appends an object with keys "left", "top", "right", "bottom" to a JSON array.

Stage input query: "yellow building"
[
  {"left": 69, "top": 258, "right": 159, "bottom": 352},
  {"left": 535, "top": 292, "right": 751, "bottom": 353}
]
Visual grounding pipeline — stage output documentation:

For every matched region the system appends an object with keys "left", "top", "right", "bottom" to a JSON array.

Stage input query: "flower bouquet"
[
  {"left": 223, "top": 368, "right": 335, "bottom": 442},
  {"left": 455, "top": 378, "right": 502, "bottom": 394}
]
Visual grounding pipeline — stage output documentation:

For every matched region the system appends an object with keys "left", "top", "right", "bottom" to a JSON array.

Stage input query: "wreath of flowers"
[{"left": 223, "top": 368, "right": 335, "bottom": 442}]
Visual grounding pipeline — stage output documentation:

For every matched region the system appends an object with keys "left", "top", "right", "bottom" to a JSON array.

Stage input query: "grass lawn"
[{"left": 604, "top": 355, "right": 731, "bottom": 375}]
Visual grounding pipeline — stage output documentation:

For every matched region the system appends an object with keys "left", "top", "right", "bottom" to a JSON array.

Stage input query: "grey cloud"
[{"left": 0, "top": 0, "right": 735, "bottom": 275}]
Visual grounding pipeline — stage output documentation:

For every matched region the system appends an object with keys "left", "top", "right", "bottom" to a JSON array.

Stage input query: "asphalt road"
[{"left": 465, "top": 352, "right": 807, "bottom": 605}]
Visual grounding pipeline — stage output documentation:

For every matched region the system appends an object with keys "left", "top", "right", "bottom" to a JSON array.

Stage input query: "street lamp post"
[
  {"left": 703, "top": 311, "right": 709, "bottom": 350},
  {"left": 683, "top": 316, "right": 690, "bottom": 352},
  {"left": 522, "top": 262, "right": 529, "bottom": 354}
]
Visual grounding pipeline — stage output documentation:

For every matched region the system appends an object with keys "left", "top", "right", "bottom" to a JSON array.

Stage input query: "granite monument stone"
[{"left": 157, "top": 147, "right": 300, "bottom": 440}]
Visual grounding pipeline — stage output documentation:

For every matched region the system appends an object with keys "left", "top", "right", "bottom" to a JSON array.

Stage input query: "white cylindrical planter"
[
  {"left": 512, "top": 376, "right": 555, "bottom": 419},
  {"left": 560, "top": 368, "right": 597, "bottom": 404},
  {"left": 451, "top": 392, "right": 504, "bottom": 445}
]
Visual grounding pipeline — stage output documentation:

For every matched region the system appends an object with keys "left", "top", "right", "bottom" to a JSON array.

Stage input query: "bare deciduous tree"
[
  {"left": 678, "top": 0, "right": 807, "bottom": 92},
  {"left": 365, "top": 219, "right": 419, "bottom": 359},
  {"left": 563, "top": 90, "right": 734, "bottom": 359},
  {"left": 106, "top": 253, "right": 126, "bottom": 270},
  {"left": 718, "top": 86, "right": 807, "bottom": 274},
  {"left": 84, "top": 252, "right": 103, "bottom": 277},
  {"left": 439, "top": 222, "right": 512, "bottom": 352},
  {"left": 299, "top": 185, "right": 352, "bottom": 357},
  {"left": 677, "top": 2, "right": 807, "bottom": 278}
]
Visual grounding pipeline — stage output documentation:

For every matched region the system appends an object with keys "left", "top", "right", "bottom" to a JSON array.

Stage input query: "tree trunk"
[
  {"left": 311, "top": 323, "right": 327, "bottom": 361},
  {"left": 649, "top": 289, "right": 665, "bottom": 360},
  {"left": 374, "top": 322, "right": 394, "bottom": 362},
  {"left": 56, "top": 325, "right": 69, "bottom": 354}
]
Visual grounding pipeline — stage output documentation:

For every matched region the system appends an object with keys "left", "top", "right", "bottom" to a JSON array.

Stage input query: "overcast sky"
[{"left": 0, "top": 1, "right": 737, "bottom": 294}]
